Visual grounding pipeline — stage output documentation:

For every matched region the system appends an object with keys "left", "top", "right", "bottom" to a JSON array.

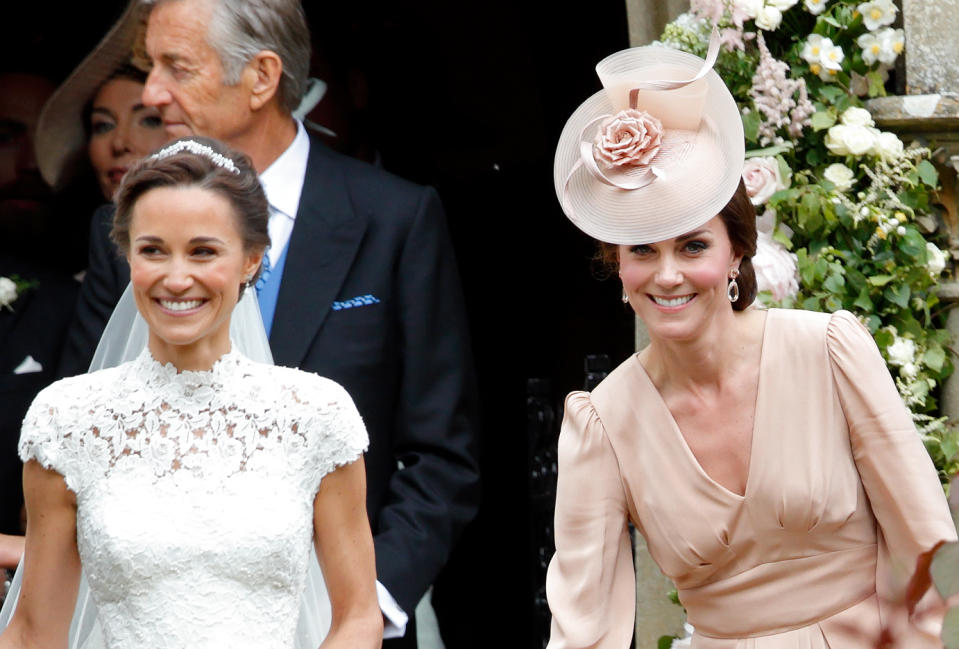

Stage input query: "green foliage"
[{"left": 659, "top": 1, "right": 957, "bottom": 487}]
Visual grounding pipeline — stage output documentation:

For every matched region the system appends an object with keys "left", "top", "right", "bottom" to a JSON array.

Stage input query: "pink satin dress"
[{"left": 546, "top": 309, "right": 956, "bottom": 649}]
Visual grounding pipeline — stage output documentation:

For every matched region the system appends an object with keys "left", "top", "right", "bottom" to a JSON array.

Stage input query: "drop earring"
[
  {"left": 727, "top": 268, "right": 740, "bottom": 303},
  {"left": 621, "top": 288, "right": 629, "bottom": 304}
]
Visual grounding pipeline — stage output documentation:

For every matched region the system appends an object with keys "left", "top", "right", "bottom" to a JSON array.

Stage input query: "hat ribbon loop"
[{"left": 562, "top": 27, "right": 721, "bottom": 225}]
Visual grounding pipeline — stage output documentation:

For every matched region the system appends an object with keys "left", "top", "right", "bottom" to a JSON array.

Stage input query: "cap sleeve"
[
  {"left": 302, "top": 375, "right": 369, "bottom": 494},
  {"left": 826, "top": 310, "right": 956, "bottom": 637},
  {"left": 546, "top": 391, "right": 635, "bottom": 649},
  {"left": 18, "top": 382, "right": 77, "bottom": 492}
]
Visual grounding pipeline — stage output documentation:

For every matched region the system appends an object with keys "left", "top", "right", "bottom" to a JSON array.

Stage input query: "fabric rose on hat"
[
  {"left": 742, "top": 156, "right": 789, "bottom": 206},
  {"left": 593, "top": 109, "right": 663, "bottom": 168}
]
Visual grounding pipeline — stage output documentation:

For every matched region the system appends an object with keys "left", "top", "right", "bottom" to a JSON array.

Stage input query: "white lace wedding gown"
[{"left": 16, "top": 345, "right": 368, "bottom": 649}]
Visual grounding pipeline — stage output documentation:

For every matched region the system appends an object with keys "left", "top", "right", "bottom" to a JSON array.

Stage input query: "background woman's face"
[{"left": 87, "top": 77, "right": 169, "bottom": 200}]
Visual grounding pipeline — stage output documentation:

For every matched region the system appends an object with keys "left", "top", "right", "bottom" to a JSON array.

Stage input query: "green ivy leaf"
[
  {"left": 823, "top": 273, "right": 845, "bottom": 293},
  {"left": 824, "top": 294, "right": 844, "bottom": 312},
  {"left": 868, "top": 274, "right": 895, "bottom": 286},
  {"left": 746, "top": 144, "right": 793, "bottom": 157},
  {"left": 924, "top": 346, "right": 947, "bottom": 373},
  {"left": 917, "top": 159, "right": 939, "bottom": 188},
  {"left": 853, "top": 288, "right": 874, "bottom": 311},
  {"left": 898, "top": 228, "right": 927, "bottom": 259},
  {"left": 818, "top": 85, "right": 845, "bottom": 105},
  {"left": 866, "top": 70, "right": 886, "bottom": 97},
  {"left": 884, "top": 283, "right": 911, "bottom": 308},
  {"left": 810, "top": 110, "right": 836, "bottom": 131}
]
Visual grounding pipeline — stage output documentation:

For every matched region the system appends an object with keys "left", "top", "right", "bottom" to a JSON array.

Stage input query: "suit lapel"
[{"left": 269, "top": 141, "right": 368, "bottom": 368}]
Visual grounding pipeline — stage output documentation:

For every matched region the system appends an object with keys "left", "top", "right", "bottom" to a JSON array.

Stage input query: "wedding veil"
[{"left": 0, "top": 285, "right": 332, "bottom": 648}]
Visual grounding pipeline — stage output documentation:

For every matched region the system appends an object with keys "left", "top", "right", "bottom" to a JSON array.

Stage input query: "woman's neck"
[
  {"left": 641, "top": 308, "right": 766, "bottom": 393},
  {"left": 147, "top": 329, "right": 232, "bottom": 372}
]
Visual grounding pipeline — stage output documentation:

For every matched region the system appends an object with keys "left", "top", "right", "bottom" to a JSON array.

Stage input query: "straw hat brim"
[
  {"left": 553, "top": 46, "right": 745, "bottom": 245},
  {"left": 35, "top": 1, "right": 146, "bottom": 190}
]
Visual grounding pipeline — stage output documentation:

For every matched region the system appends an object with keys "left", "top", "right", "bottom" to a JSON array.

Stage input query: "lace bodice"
[{"left": 19, "top": 347, "right": 368, "bottom": 649}]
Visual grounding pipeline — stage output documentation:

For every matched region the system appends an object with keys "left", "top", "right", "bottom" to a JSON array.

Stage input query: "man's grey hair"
[{"left": 141, "top": 0, "right": 311, "bottom": 114}]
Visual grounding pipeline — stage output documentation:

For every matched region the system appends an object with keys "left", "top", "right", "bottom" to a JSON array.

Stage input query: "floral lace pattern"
[{"left": 20, "top": 347, "right": 368, "bottom": 649}]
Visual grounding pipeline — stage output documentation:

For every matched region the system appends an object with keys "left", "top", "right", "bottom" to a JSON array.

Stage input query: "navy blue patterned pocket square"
[{"left": 331, "top": 294, "right": 381, "bottom": 311}]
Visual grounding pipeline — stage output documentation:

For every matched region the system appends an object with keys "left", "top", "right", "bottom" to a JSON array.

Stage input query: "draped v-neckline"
[{"left": 632, "top": 309, "right": 772, "bottom": 500}]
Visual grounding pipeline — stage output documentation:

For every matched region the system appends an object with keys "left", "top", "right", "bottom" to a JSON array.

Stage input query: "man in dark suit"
[{"left": 57, "top": 1, "right": 480, "bottom": 645}]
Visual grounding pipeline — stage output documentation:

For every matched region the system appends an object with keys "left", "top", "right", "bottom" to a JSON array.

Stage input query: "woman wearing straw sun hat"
[
  {"left": 35, "top": 2, "right": 168, "bottom": 202},
  {"left": 546, "top": 30, "right": 955, "bottom": 649}
]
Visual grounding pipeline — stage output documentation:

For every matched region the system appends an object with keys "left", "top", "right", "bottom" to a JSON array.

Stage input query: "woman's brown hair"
[{"left": 112, "top": 136, "right": 271, "bottom": 282}]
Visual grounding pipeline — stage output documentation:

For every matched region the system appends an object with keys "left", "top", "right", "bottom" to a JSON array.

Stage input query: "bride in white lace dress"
[{"left": 0, "top": 138, "right": 383, "bottom": 649}]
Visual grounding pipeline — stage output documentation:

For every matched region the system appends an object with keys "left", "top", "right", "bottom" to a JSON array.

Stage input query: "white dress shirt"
[{"left": 257, "top": 119, "right": 409, "bottom": 639}]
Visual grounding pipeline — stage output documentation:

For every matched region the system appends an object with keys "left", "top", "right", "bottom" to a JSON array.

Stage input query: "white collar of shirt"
[{"left": 258, "top": 119, "right": 310, "bottom": 265}]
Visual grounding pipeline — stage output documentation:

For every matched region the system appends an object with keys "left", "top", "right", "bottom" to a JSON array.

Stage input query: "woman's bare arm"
[
  {"left": 313, "top": 457, "right": 383, "bottom": 648},
  {"left": 0, "top": 460, "right": 81, "bottom": 648}
]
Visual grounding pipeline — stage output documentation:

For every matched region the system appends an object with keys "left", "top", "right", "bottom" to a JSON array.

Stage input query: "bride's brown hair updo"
[{"left": 112, "top": 136, "right": 271, "bottom": 280}]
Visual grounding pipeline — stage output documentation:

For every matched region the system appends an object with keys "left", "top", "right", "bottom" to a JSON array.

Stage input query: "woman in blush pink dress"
[{"left": 546, "top": 30, "right": 956, "bottom": 649}]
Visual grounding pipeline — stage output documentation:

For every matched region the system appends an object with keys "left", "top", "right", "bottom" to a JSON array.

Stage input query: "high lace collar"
[{"left": 133, "top": 344, "right": 246, "bottom": 391}]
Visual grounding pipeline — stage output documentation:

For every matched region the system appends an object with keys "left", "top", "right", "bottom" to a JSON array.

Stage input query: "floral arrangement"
[{"left": 658, "top": 0, "right": 959, "bottom": 489}]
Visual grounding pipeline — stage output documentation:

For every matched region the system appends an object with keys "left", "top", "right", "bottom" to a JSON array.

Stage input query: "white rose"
[
  {"left": 826, "top": 124, "right": 877, "bottom": 156},
  {"left": 840, "top": 106, "right": 875, "bottom": 128},
  {"left": 734, "top": 0, "right": 764, "bottom": 19},
  {"left": 874, "top": 131, "right": 903, "bottom": 161},
  {"left": 886, "top": 336, "right": 916, "bottom": 367},
  {"left": 753, "top": 232, "right": 800, "bottom": 300},
  {"left": 767, "top": 0, "right": 799, "bottom": 10},
  {"left": 926, "top": 242, "right": 947, "bottom": 276},
  {"left": 742, "top": 157, "right": 789, "bottom": 206},
  {"left": 755, "top": 5, "right": 783, "bottom": 30},
  {"left": 0, "top": 277, "right": 17, "bottom": 308},
  {"left": 823, "top": 163, "right": 856, "bottom": 192},
  {"left": 825, "top": 125, "right": 851, "bottom": 155},
  {"left": 803, "top": 0, "right": 828, "bottom": 14}
]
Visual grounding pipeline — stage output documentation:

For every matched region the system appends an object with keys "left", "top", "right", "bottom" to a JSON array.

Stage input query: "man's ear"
[{"left": 246, "top": 50, "right": 283, "bottom": 111}]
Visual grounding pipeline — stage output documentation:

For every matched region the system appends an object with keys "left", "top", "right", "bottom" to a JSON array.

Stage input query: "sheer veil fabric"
[{"left": 0, "top": 285, "right": 333, "bottom": 648}]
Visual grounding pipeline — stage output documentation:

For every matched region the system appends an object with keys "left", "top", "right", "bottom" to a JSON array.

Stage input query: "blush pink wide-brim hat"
[
  {"left": 35, "top": 0, "right": 147, "bottom": 190},
  {"left": 554, "top": 33, "right": 745, "bottom": 245}
]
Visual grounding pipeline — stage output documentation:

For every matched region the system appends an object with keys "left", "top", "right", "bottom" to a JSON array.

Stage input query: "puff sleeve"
[
  {"left": 546, "top": 392, "right": 636, "bottom": 649},
  {"left": 300, "top": 374, "right": 370, "bottom": 495},
  {"left": 18, "top": 382, "right": 77, "bottom": 491},
  {"left": 826, "top": 310, "right": 956, "bottom": 642}
]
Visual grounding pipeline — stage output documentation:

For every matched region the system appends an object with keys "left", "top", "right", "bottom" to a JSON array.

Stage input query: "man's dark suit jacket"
[
  {"left": 1, "top": 259, "right": 78, "bottom": 536},
  {"left": 58, "top": 137, "right": 481, "bottom": 636}
]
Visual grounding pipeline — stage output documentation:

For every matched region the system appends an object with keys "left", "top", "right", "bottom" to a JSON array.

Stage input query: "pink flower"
[
  {"left": 754, "top": 231, "right": 799, "bottom": 300},
  {"left": 593, "top": 109, "right": 664, "bottom": 168},
  {"left": 742, "top": 156, "right": 788, "bottom": 205}
]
